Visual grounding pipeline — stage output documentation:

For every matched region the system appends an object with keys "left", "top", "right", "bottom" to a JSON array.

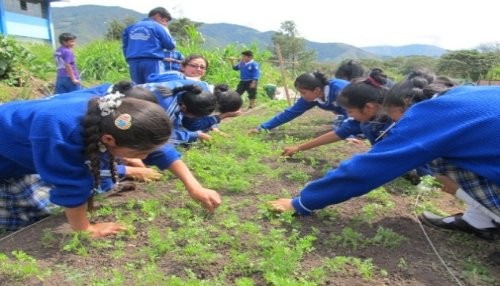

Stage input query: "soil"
[{"left": 0, "top": 105, "right": 498, "bottom": 286}]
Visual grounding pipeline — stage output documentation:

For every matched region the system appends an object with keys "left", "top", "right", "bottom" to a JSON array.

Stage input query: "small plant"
[
  {"left": 0, "top": 250, "right": 51, "bottom": 281},
  {"left": 40, "top": 228, "right": 57, "bottom": 247},
  {"left": 62, "top": 231, "right": 91, "bottom": 256},
  {"left": 369, "top": 226, "right": 406, "bottom": 248},
  {"left": 332, "top": 227, "right": 364, "bottom": 250}
]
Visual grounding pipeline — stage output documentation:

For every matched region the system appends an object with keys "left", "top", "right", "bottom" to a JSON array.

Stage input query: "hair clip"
[
  {"left": 98, "top": 92, "right": 125, "bottom": 116},
  {"left": 114, "top": 113, "right": 133, "bottom": 130}
]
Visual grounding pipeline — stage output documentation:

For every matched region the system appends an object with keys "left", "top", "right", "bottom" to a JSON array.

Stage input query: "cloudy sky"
[{"left": 52, "top": 0, "right": 498, "bottom": 50}]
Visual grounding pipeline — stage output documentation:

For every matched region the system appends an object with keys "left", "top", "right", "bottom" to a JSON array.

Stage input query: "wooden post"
[{"left": 274, "top": 43, "right": 292, "bottom": 106}]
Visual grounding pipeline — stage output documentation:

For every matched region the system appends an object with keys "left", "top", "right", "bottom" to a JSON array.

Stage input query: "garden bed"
[{"left": 0, "top": 102, "right": 498, "bottom": 285}]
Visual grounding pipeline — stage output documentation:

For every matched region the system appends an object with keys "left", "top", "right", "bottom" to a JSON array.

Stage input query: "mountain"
[{"left": 51, "top": 5, "right": 445, "bottom": 61}]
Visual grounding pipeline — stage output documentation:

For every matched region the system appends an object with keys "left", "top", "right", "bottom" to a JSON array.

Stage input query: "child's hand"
[
  {"left": 121, "top": 157, "right": 146, "bottom": 167},
  {"left": 189, "top": 188, "right": 222, "bottom": 213},
  {"left": 126, "top": 166, "right": 162, "bottom": 181},
  {"left": 87, "top": 222, "right": 126, "bottom": 238},
  {"left": 198, "top": 132, "right": 212, "bottom": 141},
  {"left": 212, "top": 127, "right": 228, "bottom": 137},
  {"left": 248, "top": 128, "right": 260, "bottom": 134},
  {"left": 269, "top": 199, "right": 294, "bottom": 212},
  {"left": 281, "top": 146, "right": 300, "bottom": 157},
  {"left": 346, "top": 137, "right": 367, "bottom": 146}
]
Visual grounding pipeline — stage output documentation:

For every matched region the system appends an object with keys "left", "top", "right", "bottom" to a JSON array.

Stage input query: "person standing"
[
  {"left": 232, "top": 50, "right": 260, "bottom": 108},
  {"left": 122, "top": 7, "right": 176, "bottom": 84},
  {"left": 54, "top": 33, "right": 81, "bottom": 94}
]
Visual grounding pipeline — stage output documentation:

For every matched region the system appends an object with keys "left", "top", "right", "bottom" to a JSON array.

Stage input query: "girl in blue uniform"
[
  {"left": 281, "top": 69, "right": 391, "bottom": 156},
  {"left": 270, "top": 76, "right": 500, "bottom": 241},
  {"left": 251, "top": 71, "right": 349, "bottom": 133},
  {"left": 0, "top": 92, "right": 221, "bottom": 237}
]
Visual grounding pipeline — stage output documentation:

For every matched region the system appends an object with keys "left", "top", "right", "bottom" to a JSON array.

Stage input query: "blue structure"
[{"left": 0, "top": 0, "right": 64, "bottom": 47}]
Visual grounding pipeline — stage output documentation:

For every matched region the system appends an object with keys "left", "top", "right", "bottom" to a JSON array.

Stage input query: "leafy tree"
[
  {"left": 437, "top": 50, "right": 497, "bottom": 82},
  {"left": 270, "top": 21, "right": 315, "bottom": 75},
  {"left": 169, "top": 18, "right": 202, "bottom": 45},
  {"left": 104, "top": 17, "right": 136, "bottom": 41}
]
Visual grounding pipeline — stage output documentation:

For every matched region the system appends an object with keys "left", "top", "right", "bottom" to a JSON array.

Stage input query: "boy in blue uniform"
[
  {"left": 233, "top": 50, "right": 260, "bottom": 108},
  {"left": 122, "top": 7, "right": 176, "bottom": 84}
]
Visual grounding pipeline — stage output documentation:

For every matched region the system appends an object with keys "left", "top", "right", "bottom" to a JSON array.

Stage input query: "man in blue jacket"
[{"left": 122, "top": 7, "right": 176, "bottom": 84}]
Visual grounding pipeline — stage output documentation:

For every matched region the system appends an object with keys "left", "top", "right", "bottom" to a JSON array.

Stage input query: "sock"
[
  {"left": 442, "top": 216, "right": 456, "bottom": 223},
  {"left": 462, "top": 204, "right": 496, "bottom": 229}
]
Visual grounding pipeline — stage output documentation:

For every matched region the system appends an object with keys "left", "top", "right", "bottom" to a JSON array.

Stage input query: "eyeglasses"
[{"left": 187, "top": 64, "right": 207, "bottom": 70}]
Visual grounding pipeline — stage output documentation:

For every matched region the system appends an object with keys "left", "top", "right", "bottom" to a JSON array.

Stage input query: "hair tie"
[
  {"left": 98, "top": 92, "right": 125, "bottom": 116},
  {"left": 114, "top": 113, "right": 133, "bottom": 130},
  {"left": 365, "top": 77, "right": 383, "bottom": 88}
]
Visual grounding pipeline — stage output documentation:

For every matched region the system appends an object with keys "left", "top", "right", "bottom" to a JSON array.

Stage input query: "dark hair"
[
  {"left": 149, "top": 7, "right": 172, "bottom": 21},
  {"left": 384, "top": 69, "right": 454, "bottom": 110},
  {"left": 182, "top": 54, "right": 209, "bottom": 70},
  {"left": 213, "top": 84, "right": 242, "bottom": 113},
  {"left": 294, "top": 71, "right": 329, "bottom": 90},
  {"left": 58, "top": 32, "right": 76, "bottom": 44},
  {"left": 241, "top": 50, "right": 253, "bottom": 57},
  {"left": 337, "top": 72, "right": 387, "bottom": 109},
  {"left": 334, "top": 60, "right": 365, "bottom": 81},
  {"left": 111, "top": 81, "right": 158, "bottom": 103},
  {"left": 83, "top": 97, "right": 171, "bottom": 193},
  {"left": 172, "top": 84, "right": 216, "bottom": 117}
]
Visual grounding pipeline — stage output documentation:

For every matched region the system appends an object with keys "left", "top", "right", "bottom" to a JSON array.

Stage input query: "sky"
[{"left": 52, "top": 0, "right": 499, "bottom": 50}]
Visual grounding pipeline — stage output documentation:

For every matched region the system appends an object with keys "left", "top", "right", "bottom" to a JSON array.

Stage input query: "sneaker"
[{"left": 419, "top": 211, "right": 500, "bottom": 241}]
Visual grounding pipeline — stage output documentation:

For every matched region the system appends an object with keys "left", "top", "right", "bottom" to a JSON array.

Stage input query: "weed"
[
  {"left": 40, "top": 228, "right": 57, "bottom": 247},
  {"left": 0, "top": 250, "right": 51, "bottom": 281},
  {"left": 369, "top": 226, "right": 407, "bottom": 248},
  {"left": 63, "top": 231, "right": 91, "bottom": 256},
  {"left": 332, "top": 227, "right": 364, "bottom": 250}
]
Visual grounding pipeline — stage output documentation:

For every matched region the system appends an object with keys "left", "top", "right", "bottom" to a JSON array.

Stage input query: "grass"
[{"left": 0, "top": 102, "right": 497, "bottom": 285}]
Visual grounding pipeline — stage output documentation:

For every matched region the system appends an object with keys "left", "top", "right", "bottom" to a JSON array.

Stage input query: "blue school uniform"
[
  {"left": 122, "top": 18, "right": 176, "bottom": 84},
  {"left": 258, "top": 79, "right": 349, "bottom": 131},
  {"left": 290, "top": 86, "right": 500, "bottom": 216},
  {"left": 0, "top": 96, "right": 180, "bottom": 211},
  {"left": 335, "top": 115, "right": 394, "bottom": 145}
]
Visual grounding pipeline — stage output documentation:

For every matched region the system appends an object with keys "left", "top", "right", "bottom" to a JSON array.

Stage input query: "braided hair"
[
  {"left": 82, "top": 95, "right": 172, "bottom": 209},
  {"left": 337, "top": 68, "right": 388, "bottom": 109}
]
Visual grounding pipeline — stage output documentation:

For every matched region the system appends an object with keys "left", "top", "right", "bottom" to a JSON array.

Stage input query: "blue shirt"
[
  {"left": 335, "top": 115, "right": 393, "bottom": 145},
  {"left": 260, "top": 79, "right": 349, "bottom": 130}
]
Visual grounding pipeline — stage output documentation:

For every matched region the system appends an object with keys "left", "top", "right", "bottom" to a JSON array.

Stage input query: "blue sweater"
[
  {"left": 122, "top": 18, "right": 176, "bottom": 61},
  {"left": 292, "top": 86, "right": 500, "bottom": 215},
  {"left": 260, "top": 79, "right": 349, "bottom": 130},
  {"left": 233, "top": 60, "right": 260, "bottom": 81},
  {"left": 0, "top": 96, "right": 180, "bottom": 208}
]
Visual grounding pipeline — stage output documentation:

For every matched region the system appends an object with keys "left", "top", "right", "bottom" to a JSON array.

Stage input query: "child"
[
  {"left": 269, "top": 77, "right": 500, "bottom": 243},
  {"left": 281, "top": 69, "right": 391, "bottom": 156},
  {"left": 182, "top": 84, "right": 243, "bottom": 134},
  {"left": 54, "top": 33, "right": 81, "bottom": 94},
  {"left": 232, "top": 50, "right": 260, "bottom": 108},
  {"left": 0, "top": 93, "right": 171, "bottom": 236},
  {"left": 250, "top": 71, "right": 349, "bottom": 133},
  {"left": 45, "top": 81, "right": 225, "bottom": 204}
]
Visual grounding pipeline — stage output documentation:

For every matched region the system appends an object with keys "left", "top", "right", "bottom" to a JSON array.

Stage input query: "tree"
[
  {"left": 104, "top": 17, "right": 136, "bottom": 41},
  {"left": 437, "top": 50, "right": 497, "bottom": 82},
  {"left": 168, "top": 18, "right": 202, "bottom": 45},
  {"left": 270, "top": 21, "right": 315, "bottom": 75}
]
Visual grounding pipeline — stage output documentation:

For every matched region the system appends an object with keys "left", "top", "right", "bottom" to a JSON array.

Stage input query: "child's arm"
[
  {"left": 64, "top": 63, "right": 80, "bottom": 84},
  {"left": 64, "top": 204, "right": 125, "bottom": 237},
  {"left": 167, "top": 160, "right": 221, "bottom": 212}
]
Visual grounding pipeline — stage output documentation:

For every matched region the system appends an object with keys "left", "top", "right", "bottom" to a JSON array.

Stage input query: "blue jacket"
[
  {"left": 291, "top": 86, "right": 500, "bottom": 215},
  {"left": 259, "top": 79, "right": 349, "bottom": 130},
  {"left": 233, "top": 60, "right": 260, "bottom": 81},
  {"left": 164, "top": 50, "right": 184, "bottom": 71},
  {"left": 0, "top": 96, "right": 180, "bottom": 208},
  {"left": 122, "top": 18, "right": 176, "bottom": 61}
]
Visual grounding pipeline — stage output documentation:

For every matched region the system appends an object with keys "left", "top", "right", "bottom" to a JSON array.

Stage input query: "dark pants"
[{"left": 236, "top": 80, "right": 258, "bottom": 100}]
